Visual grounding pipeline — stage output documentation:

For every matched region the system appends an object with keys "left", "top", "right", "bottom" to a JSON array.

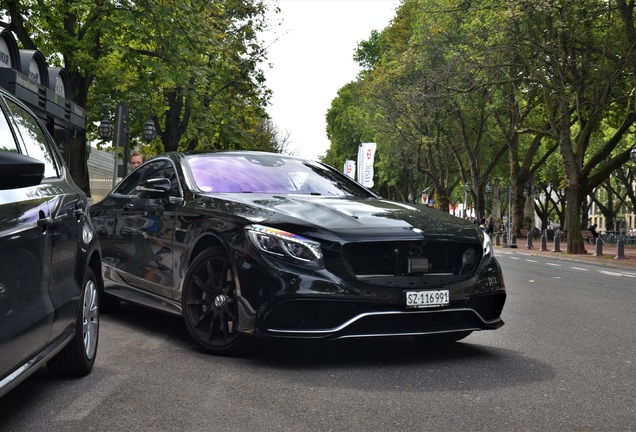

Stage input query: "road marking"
[
  {"left": 509, "top": 257, "right": 520, "bottom": 260},
  {"left": 599, "top": 270, "right": 636, "bottom": 278},
  {"left": 571, "top": 267, "right": 588, "bottom": 271},
  {"left": 525, "top": 259, "right": 538, "bottom": 263},
  {"left": 546, "top": 263, "right": 562, "bottom": 267}
]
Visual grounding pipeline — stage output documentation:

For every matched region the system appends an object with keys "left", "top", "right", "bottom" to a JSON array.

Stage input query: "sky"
[{"left": 261, "top": 0, "right": 401, "bottom": 161}]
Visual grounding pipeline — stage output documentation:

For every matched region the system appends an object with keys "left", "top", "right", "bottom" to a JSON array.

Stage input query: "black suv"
[{"left": 0, "top": 88, "right": 101, "bottom": 397}]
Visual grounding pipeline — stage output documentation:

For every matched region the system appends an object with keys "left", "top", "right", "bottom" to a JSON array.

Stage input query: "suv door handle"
[{"left": 123, "top": 203, "right": 134, "bottom": 210}]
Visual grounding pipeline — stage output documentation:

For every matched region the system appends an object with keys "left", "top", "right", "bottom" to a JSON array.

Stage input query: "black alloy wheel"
[{"left": 182, "top": 248, "right": 244, "bottom": 355}]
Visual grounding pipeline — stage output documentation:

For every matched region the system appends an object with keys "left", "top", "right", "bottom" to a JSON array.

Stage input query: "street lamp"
[
  {"left": 99, "top": 103, "right": 157, "bottom": 186},
  {"left": 142, "top": 119, "right": 157, "bottom": 143},
  {"left": 463, "top": 181, "right": 471, "bottom": 219},
  {"left": 630, "top": 144, "right": 636, "bottom": 163},
  {"left": 98, "top": 116, "right": 113, "bottom": 141}
]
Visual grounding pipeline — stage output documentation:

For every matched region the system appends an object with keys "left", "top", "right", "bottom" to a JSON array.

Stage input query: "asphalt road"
[{"left": 1, "top": 254, "right": 635, "bottom": 431}]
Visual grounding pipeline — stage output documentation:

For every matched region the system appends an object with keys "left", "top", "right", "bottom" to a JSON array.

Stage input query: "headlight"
[
  {"left": 481, "top": 230, "right": 493, "bottom": 263},
  {"left": 246, "top": 224, "right": 324, "bottom": 268}
]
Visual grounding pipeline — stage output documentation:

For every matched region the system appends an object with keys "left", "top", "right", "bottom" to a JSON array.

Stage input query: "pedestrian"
[
  {"left": 129, "top": 151, "right": 145, "bottom": 170},
  {"left": 629, "top": 227, "right": 635, "bottom": 244},
  {"left": 589, "top": 224, "right": 598, "bottom": 239},
  {"left": 486, "top": 216, "right": 494, "bottom": 236}
]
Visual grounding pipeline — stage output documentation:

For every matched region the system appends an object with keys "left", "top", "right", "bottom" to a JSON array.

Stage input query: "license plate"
[{"left": 405, "top": 290, "right": 450, "bottom": 308}]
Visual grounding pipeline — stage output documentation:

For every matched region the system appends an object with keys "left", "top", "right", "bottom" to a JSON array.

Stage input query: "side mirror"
[
  {"left": 135, "top": 177, "right": 172, "bottom": 199},
  {"left": 0, "top": 151, "right": 44, "bottom": 190}
]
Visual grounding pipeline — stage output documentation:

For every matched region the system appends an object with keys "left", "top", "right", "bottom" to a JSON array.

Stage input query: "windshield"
[{"left": 187, "top": 154, "right": 371, "bottom": 197}]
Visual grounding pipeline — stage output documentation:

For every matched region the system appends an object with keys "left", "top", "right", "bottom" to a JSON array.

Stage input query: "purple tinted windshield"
[{"left": 187, "top": 154, "right": 367, "bottom": 197}]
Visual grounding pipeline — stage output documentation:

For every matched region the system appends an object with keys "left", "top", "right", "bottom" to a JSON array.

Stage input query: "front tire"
[
  {"left": 182, "top": 248, "right": 245, "bottom": 355},
  {"left": 48, "top": 267, "right": 99, "bottom": 376}
]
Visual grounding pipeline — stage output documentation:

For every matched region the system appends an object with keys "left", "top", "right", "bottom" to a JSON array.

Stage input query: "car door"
[
  {"left": 96, "top": 159, "right": 178, "bottom": 300},
  {"left": 0, "top": 102, "right": 54, "bottom": 379},
  {"left": 3, "top": 98, "right": 85, "bottom": 338}
]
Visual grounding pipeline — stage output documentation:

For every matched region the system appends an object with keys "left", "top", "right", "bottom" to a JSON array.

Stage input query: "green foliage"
[
  {"left": 1, "top": 0, "right": 277, "bottom": 166},
  {"left": 324, "top": 0, "right": 636, "bottom": 252}
]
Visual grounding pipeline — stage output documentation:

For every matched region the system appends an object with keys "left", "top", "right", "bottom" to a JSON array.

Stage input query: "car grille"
[{"left": 340, "top": 240, "right": 482, "bottom": 283}]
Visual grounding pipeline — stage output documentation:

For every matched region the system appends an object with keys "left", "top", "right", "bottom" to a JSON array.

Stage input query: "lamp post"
[
  {"left": 463, "top": 181, "right": 471, "bottom": 219},
  {"left": 98, "top": 104, "right": 157, "bottom": 186},
  {"left": 484, "top": 181, "right": 492, "bottom": 219}
]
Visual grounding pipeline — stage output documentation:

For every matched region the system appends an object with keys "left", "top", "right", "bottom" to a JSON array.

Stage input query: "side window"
[
  {"left": 114, "top": 160, "right": 181, "bottom": 197},
  {"left": 114, "top": 169, "right": 144, "bottom": 195},
  {"left": 4, "top": 99, "right": 59, "bottom": 178},
  {"left": 0, "top": 108, "right": 19, "bottom": 152}
]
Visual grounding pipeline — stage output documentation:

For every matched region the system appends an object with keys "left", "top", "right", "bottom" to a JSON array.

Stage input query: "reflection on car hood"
[{"left": 198, "top": 194, "right": 479, "bottom": 241}]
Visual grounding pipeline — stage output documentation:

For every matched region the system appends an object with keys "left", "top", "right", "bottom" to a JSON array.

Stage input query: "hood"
[{"left": 197, "top": 194, "right": 480, "bottom": 242}]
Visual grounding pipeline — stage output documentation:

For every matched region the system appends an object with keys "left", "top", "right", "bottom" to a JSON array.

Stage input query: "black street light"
[
  {"left": 463, "top": 182, "right": 471, "bottom": 219},
  {"left": 142, "top": 119, "right": 157, "bottom": 143},
  {"left": 98, "top": 116, "right": 113, "bottom": 141},
  {"left": 100, "top": 104, "right": 157, "bottom": 185}
]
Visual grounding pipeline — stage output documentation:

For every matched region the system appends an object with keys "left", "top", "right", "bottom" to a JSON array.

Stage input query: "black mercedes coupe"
[{"left": 89, "top": 151, "right": 505, "bottom": 355}]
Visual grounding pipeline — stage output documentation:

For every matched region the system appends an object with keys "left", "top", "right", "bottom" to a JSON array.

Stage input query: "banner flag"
[
  {"left": 357, "top": 142, "right": 377, "bottom": 187},
  {"left": 343, "top": 160, "right": 356, "bottom": 179}
]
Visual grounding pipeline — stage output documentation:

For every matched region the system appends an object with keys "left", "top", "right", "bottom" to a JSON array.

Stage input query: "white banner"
[
  {"left": 357, "top": 142, "right": 376, "bottom": 187},
  {"left": 343, "top": 160, "right": 356, "bottom": 179}
]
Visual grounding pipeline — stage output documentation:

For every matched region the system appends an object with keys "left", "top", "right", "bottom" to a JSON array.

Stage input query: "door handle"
[{"left": 123, "top": 203, "right": 134, "bottom": 210}]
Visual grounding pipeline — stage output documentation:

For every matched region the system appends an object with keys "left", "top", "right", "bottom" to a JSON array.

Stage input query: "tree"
[
  {"left": 1, "top": 0, "right": 273, "bottom": 195},
  {"left": 507, "top": 0, "right": 636, "bottom": 253}
]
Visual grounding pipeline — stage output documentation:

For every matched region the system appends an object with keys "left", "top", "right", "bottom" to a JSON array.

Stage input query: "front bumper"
[{"left": 233, "top": 250, "right": 506, "bottom": 340}]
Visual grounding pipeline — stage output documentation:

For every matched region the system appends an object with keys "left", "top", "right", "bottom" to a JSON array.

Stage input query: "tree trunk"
[
  {"left": 565, "top": 186, "right": 586, "bottom": 254},
  {"left": 68, "top": 133, "right": 91, "bottom": 197}
]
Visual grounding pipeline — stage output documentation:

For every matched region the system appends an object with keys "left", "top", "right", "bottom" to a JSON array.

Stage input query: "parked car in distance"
[
  {"left": 0, "top": 88, "right": 101, "bottom": 398},
  {"left": 89, "top": 151, "right": 506, "bottom": 355}
]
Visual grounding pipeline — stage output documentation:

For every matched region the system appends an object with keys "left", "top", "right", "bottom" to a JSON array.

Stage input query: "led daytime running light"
[{"left": 247, "top": 225, "right": 323, "bottom": 261}]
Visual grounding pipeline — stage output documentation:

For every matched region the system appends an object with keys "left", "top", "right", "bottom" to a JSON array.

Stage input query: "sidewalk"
[{"left": 494, "top": 237, "right": 636, "bottom": 272}]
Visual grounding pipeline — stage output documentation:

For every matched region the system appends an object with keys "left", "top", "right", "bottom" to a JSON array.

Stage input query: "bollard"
[
  {"left": 593, "top": 237, "right": 603, "bottom": 257},
  {"left": 503, "top": 232, "right": 508, "bottom": 246},
  {"left": 495, "top": 233, "right": 501, "bottom": 247},
  {"left": 553, "top": 233, "right": 561, "bottom": 252},
  {"left": 615, "top": 238, "right": 626, "bottom": 259},
  {"left": 526, "top": 231, "right": 533, "bottom": 249},
  {"left": 540, "top": 233, "right": 548, "bottom": 252},
  {"left": 510, "top": 234, "right": 517, "bottom": 248}
]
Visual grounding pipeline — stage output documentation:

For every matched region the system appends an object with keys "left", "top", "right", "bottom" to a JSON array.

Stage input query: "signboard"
[
  {"left": 357, "top": 142, "right": 376, "bottom": 188},
  {"left": 343, "top": 160, "right": 356, "bottom": 179}
]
